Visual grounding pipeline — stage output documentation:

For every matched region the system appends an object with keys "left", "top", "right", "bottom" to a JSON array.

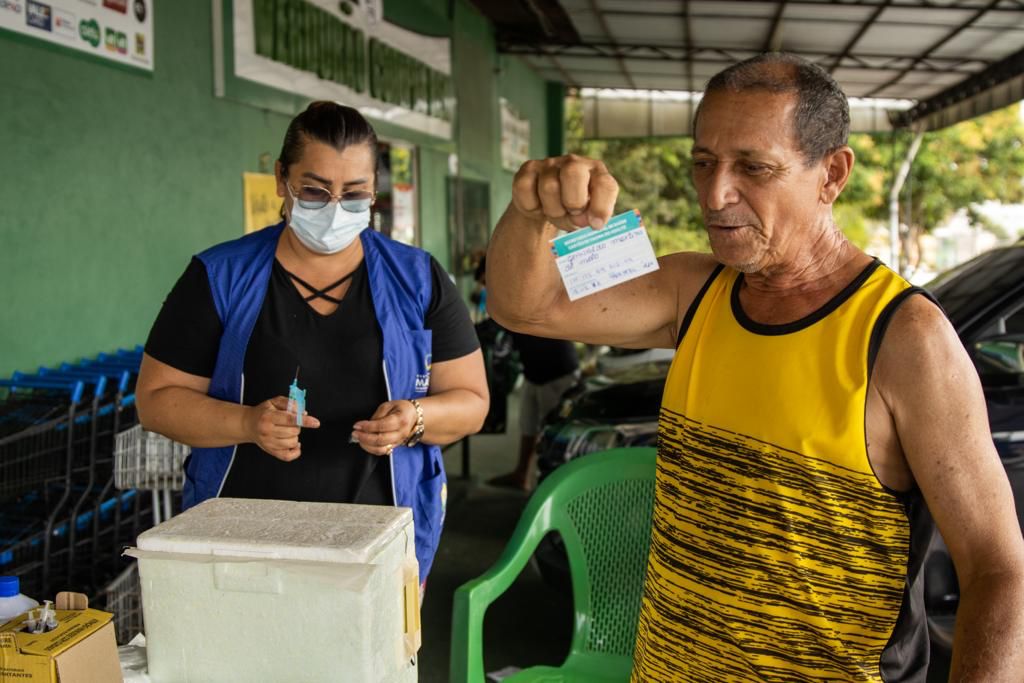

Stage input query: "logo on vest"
[{"left": 414, "top": 354, "right": 431, "bottom": 394}]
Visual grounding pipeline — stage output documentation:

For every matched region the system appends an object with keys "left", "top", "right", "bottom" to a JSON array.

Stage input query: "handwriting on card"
[{"left": 550, "top": 210, "right": 659, "bottom": 302}]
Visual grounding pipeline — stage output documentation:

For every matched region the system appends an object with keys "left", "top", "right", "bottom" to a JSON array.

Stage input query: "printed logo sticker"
[
  {"left": 79, "top": 17, "right": 100, "bottom": 46},
  {"left": 53, "top": 8, "right": 75, "bottom": 38},
  {"left": 25, "top": 0, "right": 51, "bottom": 30},
  {"left": 415, "top": 353, "right": 432, "bottom": 394},
  {"left": 133, "top": 31, "right": 143, "bottom": 56},
  {"left": 104, "top": 25, "right": 126, "bottom": 54},
  {"left": 0, "top": 1, "right": 23, "bottom": 16},
  {"left": 131, "top": 0, "right": 143, "bottom": 22},
  {"left": 102, "top": 0, "right": 126, "bottom": 13}
]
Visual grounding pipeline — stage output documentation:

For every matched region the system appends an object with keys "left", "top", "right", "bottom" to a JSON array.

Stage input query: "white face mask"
[{"left": 287, "top": 190, "right": 370, "bottom": 255}]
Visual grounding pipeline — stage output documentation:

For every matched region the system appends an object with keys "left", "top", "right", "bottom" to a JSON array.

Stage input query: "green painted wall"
[
  {"left": 493, "top": 55, "right": 556, "bottom": 223},
  {"left": 451, "top": 0, "right": 498, "bottom": 185},
  {"left": 0, "top": 0, "right": 555, "bottom": 378},
  {"left": 0, "top": 0, "right": 292, "bottom": 379}
]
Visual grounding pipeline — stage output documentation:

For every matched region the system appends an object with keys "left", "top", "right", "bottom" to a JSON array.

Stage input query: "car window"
[
  {"left": 972, "top": 301, "right": 1024, "bottom": 388},
  {"left": 929, "top": 245, "right": 1024, "bottom": 331}
]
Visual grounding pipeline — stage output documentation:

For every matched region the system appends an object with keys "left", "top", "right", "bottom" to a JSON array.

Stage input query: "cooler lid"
[{"left": 136, "top": 498, "right": 413, "bottom": 565}]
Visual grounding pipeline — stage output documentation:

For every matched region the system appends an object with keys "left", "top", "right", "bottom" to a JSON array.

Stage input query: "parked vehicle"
[{"left": 532, "top": 242, "right": 1024, "bottom": 677}]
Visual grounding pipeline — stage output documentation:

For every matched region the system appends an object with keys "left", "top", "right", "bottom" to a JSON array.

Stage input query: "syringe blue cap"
[{"left": 0, "top": 576, "right": 20, "bottom": 598}]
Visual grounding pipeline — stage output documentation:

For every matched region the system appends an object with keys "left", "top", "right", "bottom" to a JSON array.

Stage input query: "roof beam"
[
  {"left": 894, "top": 44, "right": 1024, "bottom": 126},
  {"left": 587, "top": 0, "right": 637, "bottom": 89},
  {"left": 865, "top": 0, "right": 1003, "bottom": 97},
  {"left": 546, "top": 54, "right": 579, "bottom": 89},
  {"left": 500, "top": 42, "right": 992, "bottom": 73},
  {"left": 764, "top": 1, "right": 788, "bottom": 52},
  {"left": 701, "top": 0, "right": 1023, "bottom": 10},
  {"left": 828, "top": 0, "right": 892, "bottom": 74},
  {"left": 683, "top": 0, "right": 694, "bottom": 92},
  {"left": 523, "top": 0, "right": 559, "bottom": 39},
  {"left": 596, "top": 9, "right": 1024, "bottom": 31}
]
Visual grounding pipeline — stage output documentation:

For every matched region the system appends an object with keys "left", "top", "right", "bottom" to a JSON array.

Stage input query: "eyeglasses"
[{"left": 287, "top": 183, "right": 374, "bottom": 213}]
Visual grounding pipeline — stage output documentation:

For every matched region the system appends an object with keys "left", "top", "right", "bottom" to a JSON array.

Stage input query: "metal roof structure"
[{"left": 471, "top": 0, "right": 1024, "bottom": 133}]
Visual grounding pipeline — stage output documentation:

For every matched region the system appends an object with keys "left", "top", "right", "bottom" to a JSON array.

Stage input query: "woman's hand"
[
  {"left": 246, "top": 396, "right": 320, "bottom": 461},
  {"left": 353, "top": 401, "right": 417, "bottom": 456}
]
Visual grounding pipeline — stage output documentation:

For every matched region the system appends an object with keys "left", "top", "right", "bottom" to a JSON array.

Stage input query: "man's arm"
[
  {"left": 876, "top": 296, "right": 1024, "bottom": 681},
  {"left": 487, "top": 155, "right": 718, "bottom": 350}
]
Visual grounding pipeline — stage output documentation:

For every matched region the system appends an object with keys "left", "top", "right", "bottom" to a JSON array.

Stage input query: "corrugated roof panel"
[
  {"left": 631, "top": 74, "right": 696, "bottom": 91},
  {"left": 579, "top": 72, "right": 642, "bottom": 89},
  {"left": 932, "top": 28, "right": 1024, "bottom": 60},
  {"left": 622, "top": 59, "right": 689, "bottom": 76},
  {"left": 597, "top": 0, "right": 685, "bottom": 12},
  {"left": 476, "top": 0, "right": 1024, "bottom": 129},
  {"left": 832, "top": 68, "right": 902, "bottom": 86},
  {"left": 896, "top": 70, "right": 970, "bottom": 86},
  {"left": 781, "top": 21, "right": 864, "bottom": 51},
  {"left": 782, "top": 4, "right": 879, "bottom": 22},
  {"left": 607, "top": 17, "right": 688, "bottom": 43},
  {"left": 555, "top": 56, "right": 625, "bottom": 73},
  {"left": 879, "top": 7, "right": 979, "bottom": 26},
  {"left": 689, "top": 17, "right": 775, "bottom": 47},
  {"left": 690, "top": 1, "right": 777, "bottom": 20},
  {"left": 854, "top": 24, "right": 954, "bottom": 55}
]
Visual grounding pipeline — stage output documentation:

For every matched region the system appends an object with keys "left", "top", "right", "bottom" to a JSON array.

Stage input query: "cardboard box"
[{"left": 0, "top": 593, "right": 121, "bottom": 683}]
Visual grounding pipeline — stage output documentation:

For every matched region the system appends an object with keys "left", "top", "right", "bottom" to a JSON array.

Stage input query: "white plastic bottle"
[{"left": 0, "top": 576, "right": 39, "bottom": 624}]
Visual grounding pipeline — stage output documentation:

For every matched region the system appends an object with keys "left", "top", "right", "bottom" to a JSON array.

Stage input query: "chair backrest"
[{"left": 542, "top": 447, "right": 657, "bottom": 659}]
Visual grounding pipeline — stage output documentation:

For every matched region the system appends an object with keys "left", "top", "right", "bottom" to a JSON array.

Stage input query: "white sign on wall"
[
  {"left": 0, "top": 0, "right": 154, "bottom": 71},
  {"left": 232, "top": 0, "right": 452, "bottom": 139}
]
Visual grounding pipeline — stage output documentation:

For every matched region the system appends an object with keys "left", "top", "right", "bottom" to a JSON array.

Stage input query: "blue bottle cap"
[{"left": 0, "top": 576, "right": 19, "bottom": 598}]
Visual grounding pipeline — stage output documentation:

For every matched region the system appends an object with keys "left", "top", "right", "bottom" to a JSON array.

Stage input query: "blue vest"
[{"left": 183, "top": 223, "right": 446, "bottom": 580}]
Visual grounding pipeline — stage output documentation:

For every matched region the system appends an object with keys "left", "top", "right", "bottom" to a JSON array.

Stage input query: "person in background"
[
  {"left": 135, "top": 101, "right": 489, "bottom": 582},
  {"left": 475, "top": 256, "right": 580, "bottom": 492}
]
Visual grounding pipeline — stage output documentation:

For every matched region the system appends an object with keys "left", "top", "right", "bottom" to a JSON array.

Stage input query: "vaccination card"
[{"left": 550, "top": 209, "right": 659, "bottom": 302}]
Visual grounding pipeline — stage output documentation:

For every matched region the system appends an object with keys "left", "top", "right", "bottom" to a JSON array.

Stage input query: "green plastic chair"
[{"left": 449, "top": 447, "right": 657, "bottom": 683}]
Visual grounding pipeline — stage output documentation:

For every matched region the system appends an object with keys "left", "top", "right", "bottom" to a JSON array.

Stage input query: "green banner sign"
[{"left": 250, "top": 0, "right": 452, "bottom": 123}]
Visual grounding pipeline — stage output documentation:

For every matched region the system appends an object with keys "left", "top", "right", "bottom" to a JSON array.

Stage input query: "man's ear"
[{"left": 820, "top": 146, "right": 855, "bottom": 204}]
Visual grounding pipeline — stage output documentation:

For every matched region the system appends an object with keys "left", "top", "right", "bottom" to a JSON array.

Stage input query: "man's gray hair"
[{"left": 696, "top": 53, "right": 851, "bottom": 165}]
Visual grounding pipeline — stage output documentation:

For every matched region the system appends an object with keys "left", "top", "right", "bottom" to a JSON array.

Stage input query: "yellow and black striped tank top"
[{"left": 632, "top": 260, "right": 933, "bottom": 682}]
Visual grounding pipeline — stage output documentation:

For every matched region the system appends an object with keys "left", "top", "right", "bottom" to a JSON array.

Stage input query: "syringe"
[{"left": 286, "top": 366, "right": 306, "bottom": 427}]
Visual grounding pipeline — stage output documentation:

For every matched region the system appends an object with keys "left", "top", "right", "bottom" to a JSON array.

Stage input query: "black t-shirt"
[
  {"left": 145, "top": 253, "right": 479, "bottom": 505},
  {"left": 511, "top": 332, "right": 579, "bottom": 385}
]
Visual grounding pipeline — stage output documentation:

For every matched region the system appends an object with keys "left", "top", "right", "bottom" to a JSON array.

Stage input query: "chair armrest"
[{"left": 449, "top": 495, "right": 557, "bottom": 683}]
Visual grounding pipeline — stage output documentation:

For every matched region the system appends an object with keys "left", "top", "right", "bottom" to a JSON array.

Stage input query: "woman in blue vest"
[{"left": 135, "top": 102, "right": 489, "bottom": 581}]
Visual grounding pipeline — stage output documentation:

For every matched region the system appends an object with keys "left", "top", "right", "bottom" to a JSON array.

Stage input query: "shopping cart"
[
  {"left": 103, "top": 562, "right": 144, "bottom": 644},
  {"left": 0, "top": 347, "right": 155, "bottom": 604},
  {"left": 0, "top": 490, "right": 148, "bottom": 600},
  {"left": 114, "top": 422, "right": 188, "bottom": 526},
  {"left": 0, "top": 380, "right": 86, "bottom": 503}
]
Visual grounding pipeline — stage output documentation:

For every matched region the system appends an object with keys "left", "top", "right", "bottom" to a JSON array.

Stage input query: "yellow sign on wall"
[{"left": 243, "top": 173, "right": 281, "bottom": 234}]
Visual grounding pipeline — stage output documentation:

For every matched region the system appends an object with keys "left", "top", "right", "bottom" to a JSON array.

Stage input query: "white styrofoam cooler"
[{"left": 127, "top": 498, "right": 420, "bottom": 683}]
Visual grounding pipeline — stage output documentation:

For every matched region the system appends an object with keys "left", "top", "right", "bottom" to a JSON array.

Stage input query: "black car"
[{"left": 533, "top": 241, "right": 1024, "bottom": 677}]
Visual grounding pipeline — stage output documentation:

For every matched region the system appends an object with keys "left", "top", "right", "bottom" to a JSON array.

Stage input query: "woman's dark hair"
[
  {"left": 278, "top": 101, "right": 379, "bottom": 178},
  {"left": 694, "top": 53, "right": 850, "bottom": 166}
]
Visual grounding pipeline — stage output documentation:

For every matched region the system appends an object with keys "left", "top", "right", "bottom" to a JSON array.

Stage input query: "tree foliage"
[
  {"left": 567, "top": 97, "right": 1024, "bottom": 263},
  {"left": 850, "top": 104, "right": 1024, "bottom": 271},
  {"left": 565, "top": 100, "right": 708, "bottom": 255}
]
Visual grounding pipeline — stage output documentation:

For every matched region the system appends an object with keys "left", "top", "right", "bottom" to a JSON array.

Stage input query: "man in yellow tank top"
[{"left": 486, "top": 53, "right": 1024, "bottom": 681}]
